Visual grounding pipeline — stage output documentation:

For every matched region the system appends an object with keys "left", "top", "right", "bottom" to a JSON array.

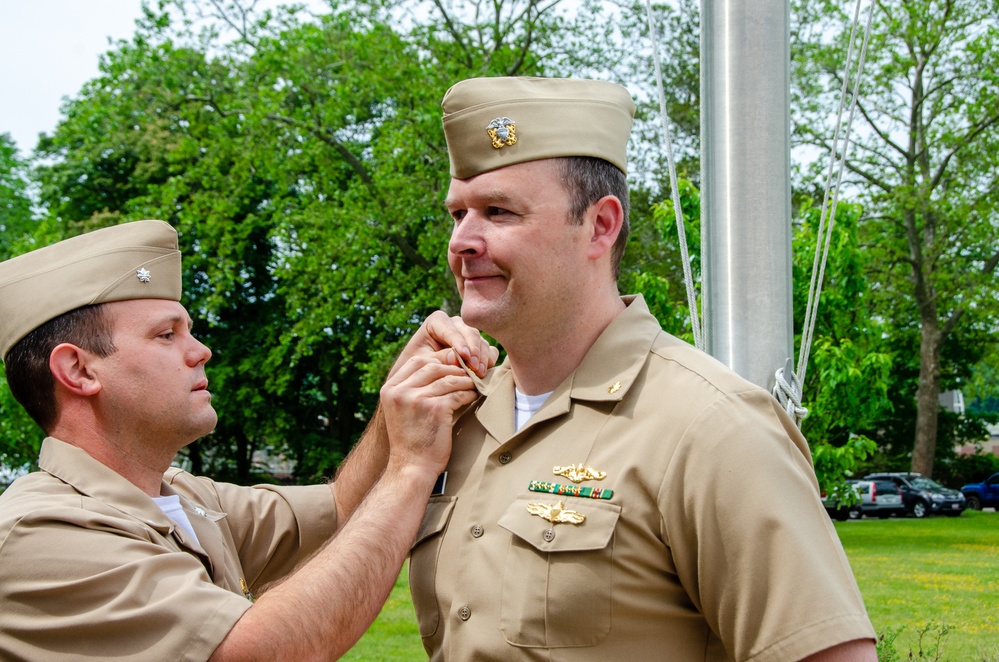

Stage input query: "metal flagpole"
[{"left": 700, "top": 0, "right": 793, "bottom": 391}]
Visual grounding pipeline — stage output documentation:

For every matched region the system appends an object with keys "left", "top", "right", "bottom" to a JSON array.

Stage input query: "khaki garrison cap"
[
  {"left": 442, "top": 76, "right": 636, "bottom": 179},
  {"left": 0, "top": 220, "right": 182, "bottom": 359}
]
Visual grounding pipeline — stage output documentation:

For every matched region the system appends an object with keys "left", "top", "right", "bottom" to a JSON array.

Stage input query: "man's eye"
[
  {"left": 159, "top": 332, "right": 175, "bottom": 341},
  {"left": 450, "top": 209, "right": 466, "bottom": 222},
  {"left": 487, "top": 206, "right": 510, "bottom": 216}
]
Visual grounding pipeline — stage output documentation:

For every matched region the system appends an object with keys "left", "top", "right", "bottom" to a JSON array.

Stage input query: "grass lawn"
[
  {"left": 346, "top": 512, "right": 999, "bottom": 660},
  {"left": 834, "top": 509, "right": 999, "bottom": 661},
  {"left": 341, "top": 565, "right": 423, "bottom": 661}
]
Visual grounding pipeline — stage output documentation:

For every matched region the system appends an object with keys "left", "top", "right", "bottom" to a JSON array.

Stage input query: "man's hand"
[
  {"left": 211, "top": 356, "right": 480, "bottom": 662},
  {"left": 390, "top": 311, "right": 499, "bottom": 379},
  {"left": 331, "top": 313, "right": 493, "bottom": 526},
  {"left": 380, "top": 350, "right": 478, "bottom": 476}
]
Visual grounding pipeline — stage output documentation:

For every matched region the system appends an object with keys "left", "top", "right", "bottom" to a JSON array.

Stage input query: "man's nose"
[
  {"left": 188, "top": 336, "right": 212, "bottom": 366},
  {"left": 449, "top": 214, "right": 485, "bottom": 257}
]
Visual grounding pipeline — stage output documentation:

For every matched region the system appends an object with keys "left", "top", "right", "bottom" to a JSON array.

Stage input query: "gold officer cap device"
[
  {"left": 0, "top": 220, "right": 182, "bottom": 359},
  {"left": 442, "top": 76, "right": 636, "bottom": 180}
]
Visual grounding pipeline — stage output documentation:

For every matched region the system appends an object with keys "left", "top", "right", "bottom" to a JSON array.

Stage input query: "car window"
[{"left": 910, "top": 477, "right": 946, "bottom": 491}]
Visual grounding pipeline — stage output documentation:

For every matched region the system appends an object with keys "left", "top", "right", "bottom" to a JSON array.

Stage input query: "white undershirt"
[
  {"left": 153, "top": 494, "right": 201, "bottom": 544},
  {"left": 515, "top": 388, "right": 554, "bottom": 431}
]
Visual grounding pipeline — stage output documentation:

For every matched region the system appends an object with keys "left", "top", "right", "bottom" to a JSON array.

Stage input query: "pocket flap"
[
  {"left": 498, "top": 493, "right": 620, "bottom": 553},
  {"left": 413, "top": 496, "right": 457, "bottom": 548}
]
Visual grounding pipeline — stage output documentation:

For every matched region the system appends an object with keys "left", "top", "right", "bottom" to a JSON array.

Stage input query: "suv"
[
  {"left": 822, "top": 479, "right": 905, "bottom": 520},
  {"left": 855, "top": 479, "right": 906, "bottom": 519},
  {"left": 961, "top": 473, "right": 999, "bottom": 510},
  {"left": 822, "top": 481, "right": 862, "bottom": 521},
  {"left": 863, "top": 472, "right": 966, "bottom": 518}
]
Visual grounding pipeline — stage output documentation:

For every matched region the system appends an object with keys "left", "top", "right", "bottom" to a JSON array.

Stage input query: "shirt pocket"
[
  {"left": 497, "top": 493, "right": 620, "bottom": 648},
  {"left": 409, "top": 496, "right": 456, "bottom": 638}
]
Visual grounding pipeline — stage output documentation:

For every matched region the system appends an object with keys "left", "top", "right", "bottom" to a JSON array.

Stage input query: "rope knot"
[{"left": 772, "top": 359, "right": 808, "bottom": 428}]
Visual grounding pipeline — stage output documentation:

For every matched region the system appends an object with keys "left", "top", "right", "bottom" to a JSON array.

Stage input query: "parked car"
[
  {"left": 961, "top": 472, "right": 999, "bottom": 510},
  {"left": 863, "top": 472, "right": 966, "bottom": 517},
  {"left": 855, "top": 479, "right": 906, "bottom": 519},
  {"left": 822, "top": 479, "right": 905, "bottom": 520},
  {"left": 822, "top": 481, "right": 862, "bottom": 521}
]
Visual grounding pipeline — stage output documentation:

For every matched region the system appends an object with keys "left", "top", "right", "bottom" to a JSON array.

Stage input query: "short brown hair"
[
  {"left": 4, "top": 304, "right": 116, "bottom": 432},
  {"left": 556, "top": 156, "right": 631, "bottom": 279}
]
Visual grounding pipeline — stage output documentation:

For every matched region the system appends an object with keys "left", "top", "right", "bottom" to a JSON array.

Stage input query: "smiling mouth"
[{"left": 464, "top": 274, "right": 502, "bottom": 283}]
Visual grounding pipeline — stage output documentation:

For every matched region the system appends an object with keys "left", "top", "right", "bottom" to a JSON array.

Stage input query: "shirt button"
[
  {"left": 498, "top": 452, "right": 512, "bottom": 464},
  {"left": 471, "top": 525, "right": 484, "bottom": 538},
  {"left": 543, "top": 528, "right": 556, "bottom": 542},
  {"left": 458, "top": 606, "right": 471, "bottom": 621}
]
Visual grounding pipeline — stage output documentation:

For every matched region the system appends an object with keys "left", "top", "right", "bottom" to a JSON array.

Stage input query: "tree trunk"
[
  {"left": 910, "top": 313, "right": 941, "bottom": 477},
  {"left": 236, "top": 434, "right": 252, "bottom": 484},
  {"left": 188, "top": 439, "right": 204, "bottom": 475}
]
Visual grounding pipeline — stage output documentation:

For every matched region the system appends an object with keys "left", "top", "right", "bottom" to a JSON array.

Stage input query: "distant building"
[
  {"left": 955, "top": 422, "right": 999, "bottom": 457},
  {"left": 939, "top": 389, "right": 965, "bottom": 415}
]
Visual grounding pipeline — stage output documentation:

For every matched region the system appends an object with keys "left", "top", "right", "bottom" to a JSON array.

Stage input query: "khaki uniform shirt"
[
  {"left": 0, "top": 437, "right": 337, "bottom": 661},
  {"left": 410, "top": 296, "right": 875, "bottom": 662}
]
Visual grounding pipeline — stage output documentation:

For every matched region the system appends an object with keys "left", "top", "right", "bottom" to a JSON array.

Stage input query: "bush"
[
  {"left": 877, "top": 622, "right": 952, "bottom": 662},
  {"left": 935, "top": 451, "right": 999, "bottom": 488}
]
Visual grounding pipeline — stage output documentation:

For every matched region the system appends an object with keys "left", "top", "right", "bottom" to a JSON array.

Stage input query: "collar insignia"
[
  {"left": 240, "top": 578, "right": 255, "bottom": 602},
  {"left": 553, "top": 464, "right": 607, "bottom": 483},
  {"left": 527, "top": 500, "right": 586, "bottom": 525},
  {"left": 608, "top": 381, "right": 622, "bottom": 394},
  {"left": 136, "top": 267, "right": 152, "bottom": 283},
  {"left": 486, "top": 117, "right": 517, "bottom": 149}
]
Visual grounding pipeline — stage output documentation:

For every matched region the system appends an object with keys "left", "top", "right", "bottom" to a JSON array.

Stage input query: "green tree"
[
  {"left": 25, "top": 0, "right": 671, "bottom": 483},
  {"left": 14, "top": 0, "right": 716, "bottom": 485},
  {"left": 0, "top": 133, "right": 36, "bottom": 259},
  {"left": 791, "top": 200, "right": 889, "bottom": 491},
  {"left": 0, "top": 134, "right": 45, "bottom": 479},
  {"left": 793, "top": 0, "right": 999, "bottom": 477}
]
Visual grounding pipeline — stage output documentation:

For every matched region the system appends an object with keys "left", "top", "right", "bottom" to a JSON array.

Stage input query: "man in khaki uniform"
[
  {"left": 0, "top": 220, "right": 496, "bottom": 660},
  {"left": 409, "top": 77, "right": 878, "bottom": 661}
]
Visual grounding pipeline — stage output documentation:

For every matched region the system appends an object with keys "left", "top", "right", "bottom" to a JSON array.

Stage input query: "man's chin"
[
  {"left": 459, "top": 302, "right": 500, "bottom": 334},
  {"left": 194, "top": 412, "right": 219, "bottom": 440}
]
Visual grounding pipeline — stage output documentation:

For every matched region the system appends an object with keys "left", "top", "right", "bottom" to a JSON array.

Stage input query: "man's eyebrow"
[
  {"left": 444, "top": 190, "right": 516, "bottom": 209},
  {"left": 153, "top": 313, "right": 193, "bottom": 331}
]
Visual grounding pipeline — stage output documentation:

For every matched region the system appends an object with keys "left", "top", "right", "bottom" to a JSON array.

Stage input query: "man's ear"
[
  {"left": 585, "top": 195, "right": 624, "bottom": 261},
  {"left": 49, "top": 343, "right": 102, "bottom": 397}
]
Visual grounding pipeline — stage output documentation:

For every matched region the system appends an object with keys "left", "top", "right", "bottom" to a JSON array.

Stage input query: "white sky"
[
  {"left": 0, "top": 0, "right": 148, "bottom": 155},
  {"left": 0, "top": 1, "right": 337, "bottom": 156}
]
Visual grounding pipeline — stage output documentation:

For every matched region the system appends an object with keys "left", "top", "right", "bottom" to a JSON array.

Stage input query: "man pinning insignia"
[{"left": 0, "top": 220, "right": 497, "bottom": 660}]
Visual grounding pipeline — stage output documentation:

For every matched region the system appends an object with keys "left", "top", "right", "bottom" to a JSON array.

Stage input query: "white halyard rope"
[
  {"left": 797, "top": 0, "right": 876, "bottom": 386},
  {"left": 643, "top": 0, "right": 704, "bottom": 352},
  {"left": 777, "top": 0, "right": 875, "bottom": 427},
  {"left": 642, "top": 0, "right": 876, "bottom": 428}
]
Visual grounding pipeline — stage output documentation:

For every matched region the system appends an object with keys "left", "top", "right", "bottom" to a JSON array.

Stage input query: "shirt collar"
[
  {"left": 464, "top": 294, "right": 664, "bottom": 442},
  {"left": 38, "top": 437, "right": 177, "bottom": 534},
  {"left": 473, "top": 294, "right": 661, "bottom": 403}
]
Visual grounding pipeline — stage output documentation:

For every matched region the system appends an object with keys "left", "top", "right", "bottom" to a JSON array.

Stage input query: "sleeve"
[
  {"left": 660, "top": 389, "right": 876, "bottom": 662},
  {"left": 189, "top": 478, "right": 338, "bottom": 589},
  {"left": 0, "top": 510, "right": 251, "bottom": 662}
]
